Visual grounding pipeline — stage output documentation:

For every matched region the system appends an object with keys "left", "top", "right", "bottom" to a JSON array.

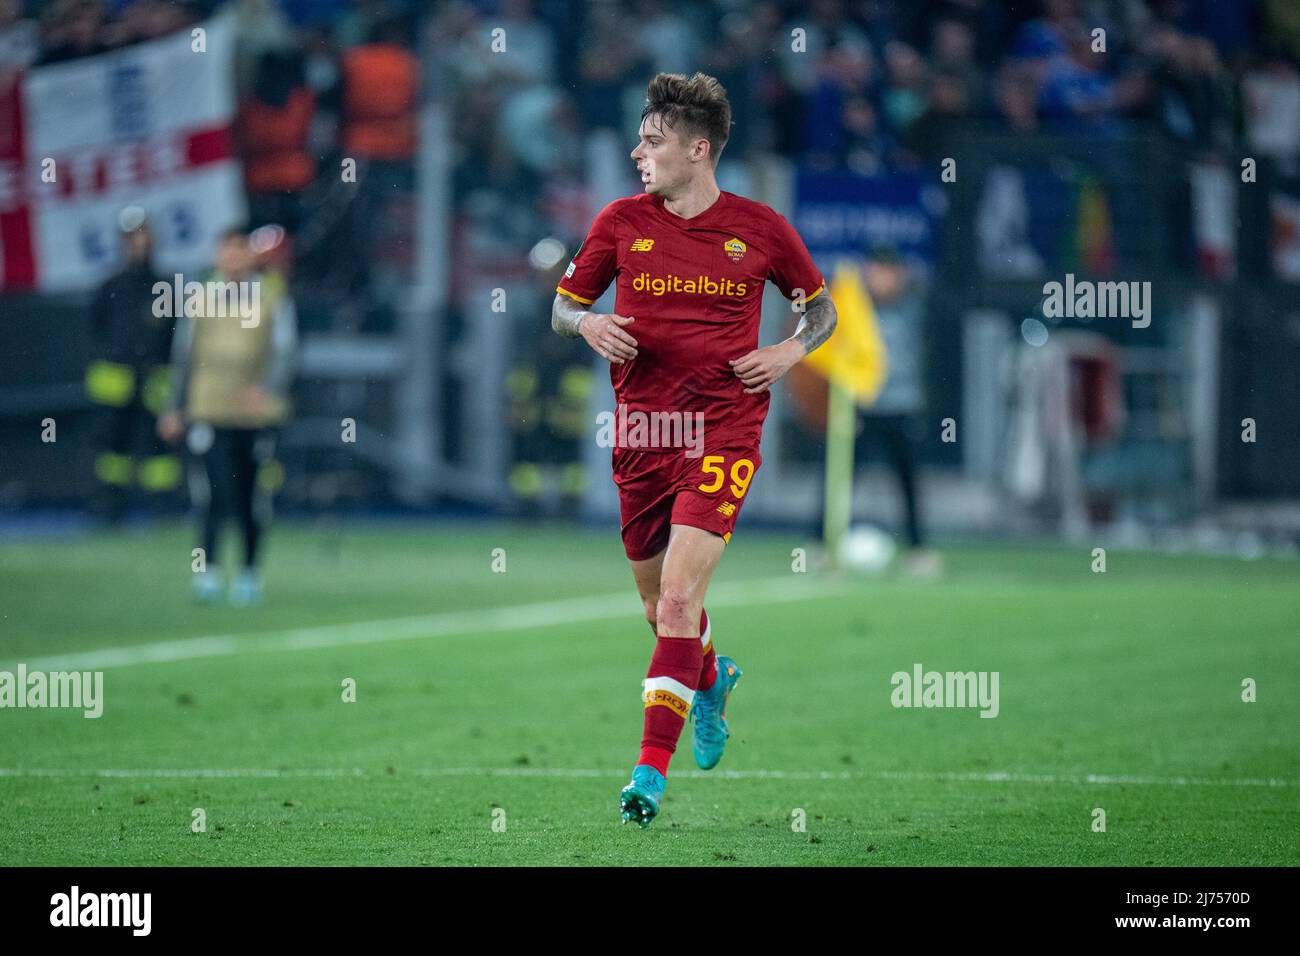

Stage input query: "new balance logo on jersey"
[
  {"left": 716, "top": 501, "right": 736, "bottom": 517},
  {"left": 630, "top": 238, "right": 655, "bottom": 252}
]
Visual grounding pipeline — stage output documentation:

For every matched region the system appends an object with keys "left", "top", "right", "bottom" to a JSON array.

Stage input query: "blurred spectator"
[
  {"left": 994, "top": 60, "right": 1040, "bottom": 133},
  {"left": 930, "top": 15, "right": 984, "bottom": 108},
  {"left": 159, "top": 226, "right": 298, "bottom": 607},
  {"left": 1037, "top": 20, "right": 1121, "bottom": 131},
  {"left": 906, "top": 67, "right": 975, "bottom": 162},
  {"left": 803, "top": 40, "right": 882, "bottom": 170},
  {"left": 1008, "top": 0, "right": 1075, "bottom": 64},
  {"left": 499, "top": 85, "right": 581, "bottom": 181},
  {"left": 703, "top": 0, "right": 785, "bottom": 158},
  {"left": 881, "top": 41, "right": 929, "bottom": 140},
  {"left": 233, "top": 0, "right": 294, "bottom": 90},
  {"left": 1142, "top": 23, "right": 1234, "bottom": 147},
  {"left": 857, "top": 245, "right": 937, "bottom": 575},
  {"left": 809, "top": 246, "right": 940, "bottom": 576},
  {"left": 1153, "top": 0, "right": 1259, "bottom": 63},
  {"left": 86, "top": 209, "right": 176, "bottom": 523},
  {"left": 100, "top": 0, "right": 197, "bottom": 48},
  {"left": 333, "top": 0, "right": 417, "bottom": 48},
  {"left": 239, "top": 48, "right": 315, "bottom": 230},
  {"left": 0, "top": 0, "right": 38, "bottom": 73},
  {"left": 340, "top": 16, "right": 418, "bottom": 162},
  {"left": 636, "top": 0, "right": 700, "bottom": 78},
  {"left": 1264, "top": 0, "right": 1300, "bottom": 61},
  {"left": 779, "top": 0, "right": 872, "bottom": 97},
  {"left": 1243, "top": 54, "right": 1300, "bottom": 173},
  {"left": 577, "top": 0, "right": 651, "bottom": 132},
  {"left": 451, "top": 0, "right": 554, "bottom": 91},
  {"left": 276, "top": 0, "right": 351, "bottom": 29},
  {"left": 299, "top": 22, "right": 343, "bottom": 157},
  {"left": 40, "top": 0, "right": 106, "bottom": 64}
]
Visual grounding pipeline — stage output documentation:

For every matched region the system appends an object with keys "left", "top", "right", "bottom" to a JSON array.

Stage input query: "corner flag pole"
[{"left": 804, "top": 259, "right": 884, "bottom": 564}]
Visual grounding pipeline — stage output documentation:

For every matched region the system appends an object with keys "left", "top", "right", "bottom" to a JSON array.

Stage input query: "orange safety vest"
[
  {"left": 240, "top": 88, "right": 316, "bottom": 193},
  {"left": 341, "top": 44, "right": 418, "bottom": 161}
]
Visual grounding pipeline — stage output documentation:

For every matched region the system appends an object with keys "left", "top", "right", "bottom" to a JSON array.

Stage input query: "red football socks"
[
  {"left": 637, "top": 632, "right": 704, "bottom": 776},
  {"left": 697, "top": 607, "right": 717, "bottom": 691}
]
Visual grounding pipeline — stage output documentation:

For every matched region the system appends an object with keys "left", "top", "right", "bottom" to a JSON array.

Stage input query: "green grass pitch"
[{"left": 0, "top": 523, "right": 1296, "bottom": 866}]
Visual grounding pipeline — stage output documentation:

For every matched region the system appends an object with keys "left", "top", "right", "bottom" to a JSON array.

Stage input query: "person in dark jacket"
[{"left": 85, "top": 207, "right": 178, "bottom": 523}]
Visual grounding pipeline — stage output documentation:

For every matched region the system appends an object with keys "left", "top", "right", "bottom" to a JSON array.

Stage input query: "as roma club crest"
[{"left": 724, "top": 238, "right": 747, "bottom": 262}]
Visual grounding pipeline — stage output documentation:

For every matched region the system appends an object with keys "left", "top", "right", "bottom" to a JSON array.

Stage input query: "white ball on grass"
[{"left": 836, "top": 525, "right": 897, "bottom": 573}]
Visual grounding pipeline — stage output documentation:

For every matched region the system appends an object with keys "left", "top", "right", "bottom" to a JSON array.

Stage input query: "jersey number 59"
[{"left": 697, "top": 455, "right": 755, "bottom": 498}]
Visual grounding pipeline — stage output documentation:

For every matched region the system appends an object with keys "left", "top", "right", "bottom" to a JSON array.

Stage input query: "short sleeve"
[
  {"left": 766, "top": 211, "right": 826, "bottom": 304},
  {"left": 556, "top": 201, "right": 621, "bottom": 305}
]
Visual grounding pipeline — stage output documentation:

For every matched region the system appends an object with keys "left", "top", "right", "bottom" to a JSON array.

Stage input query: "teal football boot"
[
  {"left": 689, "top": 656, "right": 742, "bottom": 770},
  {"left": 619, "top": 765, "right": 666, "bottom": 828}
]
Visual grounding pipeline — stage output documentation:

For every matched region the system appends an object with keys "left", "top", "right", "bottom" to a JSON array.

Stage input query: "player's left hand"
[{"left": 729, "top": 340, "right": 806, "bottom": 395}]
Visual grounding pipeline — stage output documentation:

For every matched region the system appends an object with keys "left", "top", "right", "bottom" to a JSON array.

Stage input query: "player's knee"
[{"left": 655, "top": 587, "right": 697, "bottom": 635}]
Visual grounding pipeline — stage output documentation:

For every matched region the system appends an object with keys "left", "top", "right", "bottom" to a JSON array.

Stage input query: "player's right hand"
[{"left": 579, "top": 313, "right": 637, "bottom": 364}]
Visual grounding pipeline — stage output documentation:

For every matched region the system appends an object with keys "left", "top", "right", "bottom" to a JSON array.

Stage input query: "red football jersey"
[{"left": 556, "top": 191, "right": 826, "bottom": 450}]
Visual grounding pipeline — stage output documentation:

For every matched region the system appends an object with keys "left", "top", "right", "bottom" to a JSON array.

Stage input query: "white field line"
[
  {"left": 3, "top": 575, "right": 850, "bottom": 673},
  {"left": 0, "top": 767, "right": 1288, "bottom": 787}
]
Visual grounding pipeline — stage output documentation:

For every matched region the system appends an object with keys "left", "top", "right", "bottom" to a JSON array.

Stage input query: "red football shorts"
[{"left": 612, "top": 434, "right": 763, "bottom": 562}]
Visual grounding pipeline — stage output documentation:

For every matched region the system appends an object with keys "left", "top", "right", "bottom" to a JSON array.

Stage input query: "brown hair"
[{"left": 641, "top": 72, "right": 732, "bottom": 166}]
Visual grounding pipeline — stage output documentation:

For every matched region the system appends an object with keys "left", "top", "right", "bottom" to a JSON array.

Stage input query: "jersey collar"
[{"left": 652, "top": 190, "right": 729, "bottom": 229}]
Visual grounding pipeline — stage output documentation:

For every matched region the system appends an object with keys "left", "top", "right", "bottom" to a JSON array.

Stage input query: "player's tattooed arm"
[
  {"left": 552, "top": 293, "right": 638, "bottom": 364},
  {"left": 790, "top": 291, "right": 837, "bottom": 357},
  {"left": 730, "top": 292, "right": 837, "bottom": 395},
  {"left": 551, "top": 293, "right": 587, "bottom": 338}
]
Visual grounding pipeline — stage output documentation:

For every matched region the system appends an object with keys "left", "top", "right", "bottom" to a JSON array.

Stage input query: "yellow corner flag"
[
  {"left": 801, "top": 259, "right": 889, "bottom": 562},
  {"left": 801, "top": 259, "right": 887, "bottom": 406}
]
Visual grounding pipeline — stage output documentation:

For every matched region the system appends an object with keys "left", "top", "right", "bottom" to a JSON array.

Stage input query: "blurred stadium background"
[
  {"left": 1, "top": 0, "right": 1298, "bottom": 866},
  {"left": 2, "top": 0, "right": 1299, "bottom": 546}
]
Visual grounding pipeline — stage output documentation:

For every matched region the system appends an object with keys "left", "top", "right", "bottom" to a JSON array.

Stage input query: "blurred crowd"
[
  {"left": 404, "top": 0, "right": 1300, "bottom": 320},
  {"left": 0, "top": 0, "right": 424, "bottom": 296},
  {"left": 0, "top": 0, "right": 206, "bottom": 68},
  {"left": 2, "top": 0, "right": 1294, "bottom": 516},
  {"left": 6, "top": 0, "right": 1295, "bottom": 173},
  {"left": 429, "top": 0, "right": 1300, "bottom": 186},
  {"left": 0, "top": 0, "right": 423, "bottom": 69},
  {"left": 6, "top": 0, "right": 1300, "bottom": 311},
  {"left": 7, "top": 0, "right": 1299, "bottom": 254}
]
